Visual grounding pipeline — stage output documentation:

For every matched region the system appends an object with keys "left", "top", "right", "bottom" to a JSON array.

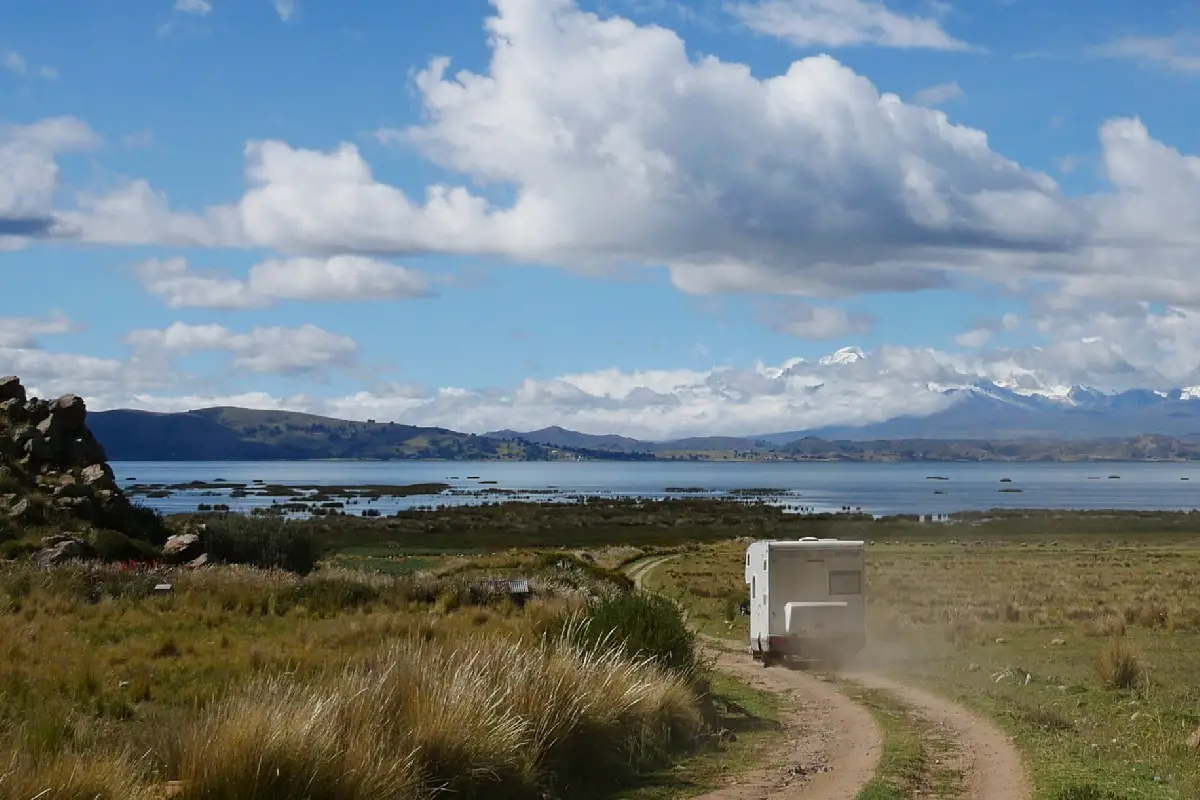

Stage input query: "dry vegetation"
[
  {"left": 647, "top": 512, "right": 1200, "bottom": 800},
  {"left": 0, "top": 557, "right": 712, "bottom": 800}
]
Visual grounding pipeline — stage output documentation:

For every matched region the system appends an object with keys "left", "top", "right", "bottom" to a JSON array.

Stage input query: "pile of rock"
[{"left": 0, "top": 376, "right": 176, "bottom": 564}]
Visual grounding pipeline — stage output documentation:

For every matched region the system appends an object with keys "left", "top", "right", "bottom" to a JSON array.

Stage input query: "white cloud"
[
  {"left": 766, "top": 302, "right": 872, "bottom": 339},
  {"left": 125, "top": 322, "right": 359, "bottom": 375},
  {"left": 6, "top": 302, "right": 1200, "bottom": 438},
  {"left": 729, "top": 0, "right": 969, "bottom": 50},
  {"left": 1057, "top": 153, "right": 1081, "bottom": 173},
  {"left": 274, "top": 0, "right": 297, "bottom": 21},
  {"left": 0, "top": 313, "right": 75, "bottom": 349},
  {"left": 66, "top": 0, "right": 1065, "bottom": 299},
  {"left": 175, "top": 0, "right": 213, "bottom": 15},
  {"left": 10, "top": 0, "right": 1200, "bottom": 317},
  {"left": 954, "top": 328, "right": 990, "bottom": 347},
  {"left": 135, "top": 255, "right": 432, "bottom": 309},
  {"left": 0, "top": 117, "right": 101, "bottom": 247},
  {"left": 3, "top": 51, "right": 27, "bottom": 76},
  {"left": 1091, "top": 35, "right": 1200, "bottom": 74},
  {"left": 913, "top": 80, "right": 963, "bottom": 106}
]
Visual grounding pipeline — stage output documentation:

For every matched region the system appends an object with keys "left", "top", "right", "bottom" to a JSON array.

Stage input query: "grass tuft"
[{"left": 1094, "top": 637, "right": 1143, "bottom": 690}]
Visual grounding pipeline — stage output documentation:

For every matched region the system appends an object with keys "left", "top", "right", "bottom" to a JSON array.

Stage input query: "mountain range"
[{"left": 85, "top": 380, "right": 1200, "bottom": 461}]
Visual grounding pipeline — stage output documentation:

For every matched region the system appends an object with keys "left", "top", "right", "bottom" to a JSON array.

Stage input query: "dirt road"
[
  {"left": 624, "top": 554, "right": 1032, "bottom": 800},
  {"left": 845, "top": 672, "right": 1032, "bottom": 800}
]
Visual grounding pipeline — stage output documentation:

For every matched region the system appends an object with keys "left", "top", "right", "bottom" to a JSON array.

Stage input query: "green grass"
[
  {"left": 843, "top": 685, "right": 960, "bottom": 800},
  {"left": 650, "top": 524, "right": 1200, "bottom": 800},
  {"left": 613, "top": 671, "right": 782, "bottom": 799}
]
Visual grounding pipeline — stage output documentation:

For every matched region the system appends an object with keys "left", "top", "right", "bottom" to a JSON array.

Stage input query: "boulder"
[
  {"left": 80, "top": 463, "right": 116, "bottom": 489},
  {"left": 0, "top": 376, "right": 24, "bottom": 403},
  {"left": 53, "top": 482, "right": 89, "bottom": 499},
  {"left": 23, "top": 435, "right": 53, "bottom": 462},
  {"left": 54, "top": 495, "right": 95, "bottom": 520},
  {"left": 7, "top": 498, "right": 42, "bottom": 525},
  {"left": 48, "top": 394, "right": 87, "bottom": 432},
  {"left": 0, "top": 398, "right": 23, "bottom": 418},
  {"left": 163, "top": 533, "right": 204, "bottom": 563},
  {"left": 1, "top": 374, "right": 162, "bottom": 554},
  {"left": 34, "top": 536, "right": 88, "bottom": 566}
]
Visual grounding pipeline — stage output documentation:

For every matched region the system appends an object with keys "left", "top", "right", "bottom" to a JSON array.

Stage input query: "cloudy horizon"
[{"left": 4, "top": 0, "right": 1200, "bottom": 439}]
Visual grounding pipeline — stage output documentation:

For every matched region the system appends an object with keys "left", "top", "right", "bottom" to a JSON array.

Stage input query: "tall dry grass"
[
  {"left": 0, "top": 584, "right": 701, "bottom": 799},
  {"left": 175, "top": 629, "right": 700, "bottom": 799}
]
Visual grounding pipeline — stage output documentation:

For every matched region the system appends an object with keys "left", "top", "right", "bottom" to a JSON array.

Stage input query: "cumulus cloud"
[
  {"left": 729, "top": 0, "right": 969, "bottom": 50},
  {"left": 37, "top": 0, "right": 1080, "bottom": 299},
  {"left": 3, "top": 300, "right": 1198, "bottom": 438},
  {"left": 135, "top": 255, "right": 431, "bottom": 309},
  {"left": 8, "top": 0, "right": 1200, "bottom": 315},
  {"left": 0, "top": 313, "right": 75, "bottom": 349},
  {"left": 0, "top": 117, "right": 101, "bottom": 245},
  {"left": 79, "top": 330, "right": 1180, "bottom": 438},
  {"left": 125, "top": 322, "right": 359, "bottom": 375},
  {"left": 764, "top": 302, "right": 872, "bottom": 339}
]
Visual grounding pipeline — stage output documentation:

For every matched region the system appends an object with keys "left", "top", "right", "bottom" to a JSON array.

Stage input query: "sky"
[{"left": 3, "top": 0, "right": 1200, "bottom": 439}]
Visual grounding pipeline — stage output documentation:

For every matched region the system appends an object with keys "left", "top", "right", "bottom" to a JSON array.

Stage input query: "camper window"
[{"left": 829, "top": 570, "right": 862, "bottom": 595}]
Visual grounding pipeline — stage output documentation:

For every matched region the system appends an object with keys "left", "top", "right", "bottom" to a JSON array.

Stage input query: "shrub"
[
  {"left": 1095, "top": 636, "right": 1143, "bottom": 690},
  {"left": 173, "top": 633, "right": 701, "bottom": 799},
  {"left": 551, "top": 590, "right": 699, "bottom": 679},
  {"left": 277, "top": 574, "right": 382, "bottom": 615},
  {"left": 201, "top": 515, "right": 319, "bottom": 574},
  {"left": 87, "top": 529, "right": 160, "bottom": 563}
]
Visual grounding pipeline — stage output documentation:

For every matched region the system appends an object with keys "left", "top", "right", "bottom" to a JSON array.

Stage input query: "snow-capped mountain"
[
  {"left": 755, "top": 348, "right": 1200, "bottom": 441},
  {"left": 817, "top": 346, "right": 866, "bottom": 366}
]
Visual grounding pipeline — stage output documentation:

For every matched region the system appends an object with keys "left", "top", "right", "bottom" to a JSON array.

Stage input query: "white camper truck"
[{"left": 744, "top": 537, "right": 865, "bottom": 667}]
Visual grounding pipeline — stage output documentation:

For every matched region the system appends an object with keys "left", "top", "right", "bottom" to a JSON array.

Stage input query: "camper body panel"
[{"left": 745, "top": 538, "right": 865, "bottom": 662}]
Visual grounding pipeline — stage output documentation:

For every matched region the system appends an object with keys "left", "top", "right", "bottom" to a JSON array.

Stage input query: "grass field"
[
  {"left": 646, "top": 512, "right": 1200, "bottom": 800},
  {"left": 0, "top": 556, "right": 722, "bottom": 799},
  {"left": 9, "top": 500, "right": 1200, "bottom": 799}
]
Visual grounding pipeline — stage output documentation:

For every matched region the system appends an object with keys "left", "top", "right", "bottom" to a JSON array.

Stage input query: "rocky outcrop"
[
  {"left": 0, "top": 376, "right": 157, "bottom": 548},
  {"left": 163, "top": 533, "right": 204, "bottom": 563}
]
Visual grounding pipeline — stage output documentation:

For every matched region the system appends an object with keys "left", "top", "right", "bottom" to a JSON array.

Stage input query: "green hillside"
[{"left": 87, "top": 407, "right": 643, "bottom": 461}]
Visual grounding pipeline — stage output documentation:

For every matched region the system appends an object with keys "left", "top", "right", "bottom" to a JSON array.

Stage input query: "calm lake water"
[{"left": 110, "top": 460, "right": 1200, "bottom": 517}]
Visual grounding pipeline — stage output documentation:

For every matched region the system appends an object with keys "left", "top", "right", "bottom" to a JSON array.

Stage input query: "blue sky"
[{"left": 3, "top": 0, "right": 1200, "bottom": 438}]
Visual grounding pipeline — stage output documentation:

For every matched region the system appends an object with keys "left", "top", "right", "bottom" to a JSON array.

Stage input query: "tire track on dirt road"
[
  {"left": 627, "top": 555, "right": 881, "bottom": 799},
  {"left": 625, "top": 553, "right": 1032, "bottom": 800}
]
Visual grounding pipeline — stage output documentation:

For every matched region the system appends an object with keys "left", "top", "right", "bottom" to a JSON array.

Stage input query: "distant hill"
[
  {"left": 89, "top": 408, "right": 648, "bottom": 462},
  {"left": 758, "top": 384, "right": 1200, "bottom": 442},
  {"left": 486, "top": 426, "right": 651, "bottom": 452},
  {"left": 87, "top": 405, "right": 1200, "bottom": 462},
  {"left": 486, "top": 427, "right": 771, "bottom": 455}
]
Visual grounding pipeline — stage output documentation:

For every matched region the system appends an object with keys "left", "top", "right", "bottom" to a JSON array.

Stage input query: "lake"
[{"left": 109, "top": 460, "right": 1200, "bottom": 517}]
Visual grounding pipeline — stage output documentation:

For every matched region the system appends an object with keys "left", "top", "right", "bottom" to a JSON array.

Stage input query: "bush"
[
  {"left": 87, "top": 529, "right": 161, "bottom": 563},
  {"left": 1095, "top": 636, "right": 1143, "bottom": 690},
  {"left": 201, "top": 515, "right": 320, "bottom": 574},
  {"left": 552, "top": 590, "right": 699, "bottom": 679},
  {"left": 277, "top": 574, "right": 382, "bottom": 615}
]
